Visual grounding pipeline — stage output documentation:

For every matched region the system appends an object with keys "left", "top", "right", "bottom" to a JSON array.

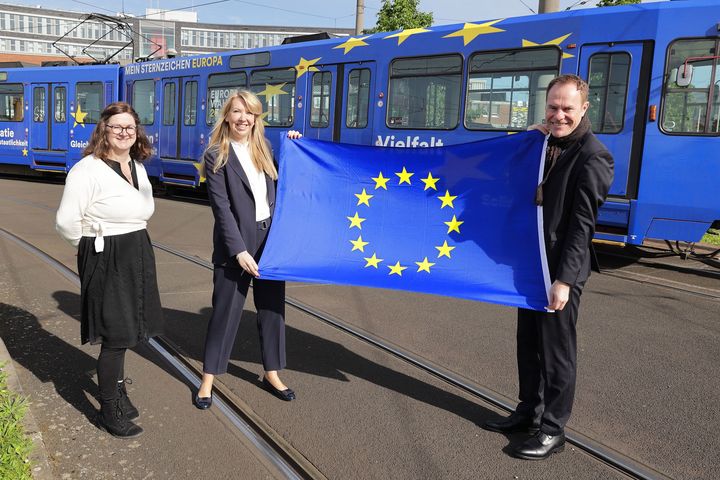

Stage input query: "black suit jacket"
[
  {"left": 204, "top": 144, "right": 276, "bottom": 267},
  {"left": 541, "top": 131, "right": 614, "bottom": 286}
]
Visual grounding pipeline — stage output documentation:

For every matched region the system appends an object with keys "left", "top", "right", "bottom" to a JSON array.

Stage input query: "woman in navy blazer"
[{"left": 194, "top": 90, "right": 301, "bottom": 408}]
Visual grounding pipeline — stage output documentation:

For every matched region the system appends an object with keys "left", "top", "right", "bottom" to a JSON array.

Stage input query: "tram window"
[
  {"left": 250, "top": 69, "right": 295, "bottom": 127},
  {"left": 76, "top": 82, "right": 103, "bottom": 124},
  {"left": 0, "top": 83, "right": 24, "bottom": 122},
  {"left": 206, "top": 71, "right": 247, "bottom": 125},
  {"left": 346, "top": 68, "right": 370, "bottom": 129},
  {"left": 54, "top": 87, "right": 66, "bottom": 122},
  {"left": 388, "top": 55, "right": 462, "bottom": 129},
  {"left": 184, "top": 81, "right": 198, "bottom": 126},
  {"left": 33, "top": 87, "right": 45, "bottom": 122},
  {"left": 132, "top": 80, "right": 155, "bottom": 125},
  {"left": 465, "top": 47, "right": 560, "bottom": 131},
  {"left": 587, "top": 53, "right": 630, "bottom": 134},
  {"left": 310, "top": 71, "right": 332, "bottom": 128},
  {"left": 163, "top": 83, "right": 176, "bottom": 126},
  {"left": 662, "top": 38, "right": 720, "bottom": 134}
]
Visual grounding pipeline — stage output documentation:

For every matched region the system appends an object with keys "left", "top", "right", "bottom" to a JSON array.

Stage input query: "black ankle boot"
[
  {"left": 117, "top": 378, "right": 139, "bottom": 420},
  {"left": 97, "top": 399, "right": 143, "bottom": 438}
]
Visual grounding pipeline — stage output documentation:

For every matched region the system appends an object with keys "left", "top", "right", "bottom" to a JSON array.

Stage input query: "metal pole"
[
  {"left": 539, "top": 0, "right": 560, "bottom": 13},
  {"left": 355, "top": 0, "right": 365, "bottom": 35}
]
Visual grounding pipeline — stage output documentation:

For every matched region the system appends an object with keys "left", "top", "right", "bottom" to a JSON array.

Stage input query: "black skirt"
[{"left": 77, "top": 229, "right": 164, "bottom": 348}]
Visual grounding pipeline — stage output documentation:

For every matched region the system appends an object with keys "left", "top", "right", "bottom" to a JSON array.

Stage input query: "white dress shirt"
[{"left": 231, "top": 140, "right": 270, "bottom": 221}]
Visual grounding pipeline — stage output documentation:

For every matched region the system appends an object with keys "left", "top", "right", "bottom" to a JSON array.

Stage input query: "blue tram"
[{"left": 1, "top": 0, "right": 719, "bottom": 245}]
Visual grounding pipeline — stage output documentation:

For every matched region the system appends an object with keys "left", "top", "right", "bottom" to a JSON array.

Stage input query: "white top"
[
  {"left": 55, "top": 154, "right": 155, "bottom": 252},
  {"left": 231, "top": 140, "right": 270, "bottom": 221}
]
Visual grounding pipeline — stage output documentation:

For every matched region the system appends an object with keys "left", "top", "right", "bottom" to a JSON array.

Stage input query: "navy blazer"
[
  {"left": 204, "top": 144, "right": 276, "bottom": 267},
  {"left": 541, "top": 131, "right": 614, "bottom": 287}
]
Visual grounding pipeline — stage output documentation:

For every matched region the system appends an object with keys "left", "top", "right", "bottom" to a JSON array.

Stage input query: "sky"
[{"left": 8, "top": 0, "right": 667, "bottom": 30}]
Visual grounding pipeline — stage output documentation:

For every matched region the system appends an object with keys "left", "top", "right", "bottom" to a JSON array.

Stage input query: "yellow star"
[
  {"left": 384, "top": 27, "right": 431, "bottom": 45},
  {"left": 443, "top": 20, "right": 505, "bottom": 46},
  {"left": 372, "top": 172, "right": 390, "bottom": 190},
  {"left": 364, "top": 253, "right": 383, "bottom": 268},
  {"left": 395, "top": 166, "right": 414, "bottom": 185},
  {"left": 295, "top": 57, "right": 321, "bottom": 79},
  {"left": 70, "top": 104, "right": 88, "bottom": 128},
  {"left": 438, "top": 190, "right": 457, "bottom": 209},
  {"left": 259, "top": 111, "right": 270, "bottom": 126},
  {"left": 21, "top": 147, "right": 28, "bottom": 156},
  {"left": 350, "top": 235, "right": 369, "bottom": 252},
  {"left": 387, "top": 261, "right": 408, "bottom": 276},
  {"left": 415, "top": 257, "right": 435, "bottom": 273},
  {"left": 522, "top": 33, "right": 574, "bottom": 59},
  {"left": 444, "top": 215, "right": 464, "bottom": 234},
  {"left": 333, "top": 36, "right": 370, "bottom": 54},
  {"left": 355, "top": 188, "right": 374, "bottom": 206},
  {"left": 194, "top": 162, "right": 205, "bottom": 183},
  {"left": 256, "top": 83, "right": 288, "bottom": 102},
  {"left": 420, "top": 172, "right": 439, "bottom": 191},
  {"left": 435, "top": 240, "right": 456, "bottom": 259},
  {"left": 347, "top": 212, "right": 366, "bottom": 229}
]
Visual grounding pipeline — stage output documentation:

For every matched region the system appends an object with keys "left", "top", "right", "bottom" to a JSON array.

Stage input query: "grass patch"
[
  {"left": 702, "top": 228, "right": 720, "bottom": 246},
  {"left": 0, "top": 363, "right": 33, "bottom": 480}
]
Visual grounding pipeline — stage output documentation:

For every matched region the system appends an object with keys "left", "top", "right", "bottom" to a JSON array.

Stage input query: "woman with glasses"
[{"left": 56, "top": 102, "right": 163, "bottom": 439}]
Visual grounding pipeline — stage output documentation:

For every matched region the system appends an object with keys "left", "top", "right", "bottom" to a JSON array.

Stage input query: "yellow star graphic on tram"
[
  {"left": 257, "top": 83, "right": 288, "bottom": 102},
  {"left": 444, "top": 215, "right": 464, "bottom": 234},
  {"left": 387, "top": 261, "right": 408, "bottom": 276},
  {"left": 420, "top": 172, "right": 439, "bottom": 191},
  {"left": 435, "top": 240, "right": 456, "bottom": 259},
  {"left": 355, "top": 188, "right": 374, "bottom": 206},
  {"left": 350, "top": 235, "right": 369, "bottom": 252},
  {"left": 395, "top": 166, "right": 414, "bottom": 185},
  {"left": 194, "top": 162, "right": 206, "bottom": 183},
  {"left": 443, "top": 20, "right": 505, "bottom": 46},
  {"left": 71, "top": 104, "right": 88, "bottom": 128},
  {"left": 364, "top": 253, "right": 383, "bottom": 268},
  {"left": 415, "top": 257, "right": 435, "bottom": 273},
  {"left": 372, "top": 172, "right": 390, "bottom": 190},
  {"left": 522, "top": 33, "right": 574, "bottom": 59},
  {"left": 334, "top": 36, "right": 371, "bottom": 54},
  {"left": 438, "top": 190, "right": 457, "bottom": 209},
  {"left": 384, "top": 28, "right": 431, "bottom": 45},
  {"left": 295, "top": 57, "right": 321, "bottom": 79},
  {"left": 347, "top": 212, "right": 366, "bottom": 229},
  {"left": 21, "top": 147, "right": 28, "bottom": 156},
  {"left": 259, "top": 111, "right": 270, "bottom": 126}
]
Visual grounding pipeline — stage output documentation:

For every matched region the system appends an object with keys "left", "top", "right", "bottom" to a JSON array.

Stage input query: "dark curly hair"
[{"left": 83, "top": 102, "right": 153, "bottom": 162}]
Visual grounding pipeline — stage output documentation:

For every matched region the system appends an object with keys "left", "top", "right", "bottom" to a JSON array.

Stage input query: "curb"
[{"left": 0, "top": 336, "right": 54, "bottom": 480}]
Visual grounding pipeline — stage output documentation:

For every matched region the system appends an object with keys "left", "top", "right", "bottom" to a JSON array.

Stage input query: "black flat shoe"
[
  {"left": 483, "top": 413, "right": 540, "bottom": 434},
  {"left": 513, "top": 431, "right": 566, "bottom": 460},
  {"left": 262, "top": 376, "right": 296, "bottom": 401},
  {"left": 193, "top": 394, "right": 212, "bottom": 410}
]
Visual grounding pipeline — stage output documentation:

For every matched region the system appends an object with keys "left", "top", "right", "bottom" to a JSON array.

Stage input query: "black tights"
[{"left": 97, "top": 345, "right": 127, "bottom": 403}]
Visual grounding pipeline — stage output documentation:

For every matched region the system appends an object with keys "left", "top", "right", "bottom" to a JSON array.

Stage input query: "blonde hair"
[{"left": 206, "top": 90, "right": 277, "bottom": 179}]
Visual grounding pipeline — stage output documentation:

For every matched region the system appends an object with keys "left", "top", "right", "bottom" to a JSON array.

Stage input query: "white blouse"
[
  {"left": 55, "top": 155, "right": 155, "bottom": 252},
  {"left": 231, "top": 140, "right": 270, "bottom": 221}
]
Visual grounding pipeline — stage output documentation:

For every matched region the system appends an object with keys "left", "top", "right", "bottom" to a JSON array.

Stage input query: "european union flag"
[{"left": 259, "top": 132, "right": 551, "bottom": 311}]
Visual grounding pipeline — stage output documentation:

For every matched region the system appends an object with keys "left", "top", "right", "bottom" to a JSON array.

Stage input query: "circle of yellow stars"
[{"left": 347, "top": 167, "right": 463, "bottom": 278}]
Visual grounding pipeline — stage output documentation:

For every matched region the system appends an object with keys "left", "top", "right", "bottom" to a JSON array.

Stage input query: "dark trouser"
[
  {"left": 515, "top": 283, "right": 583, "bottom": 436},
  {"left": 202, "top": 224, "right": 286, "bottom": 375},
  {"left": 97, "top": 345, "right": 126, "bottom": 403}
]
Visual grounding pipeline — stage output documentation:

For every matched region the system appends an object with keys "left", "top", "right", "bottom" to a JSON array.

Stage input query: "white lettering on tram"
[
  {"left": 70, "top": 140, "right": 89, "bottom": 149},
  {"left": 0, "top": 128, "right": 15, "bottom": 138},
  {"left": 375, "top": 135, "right": 444, "bottom": 148}
]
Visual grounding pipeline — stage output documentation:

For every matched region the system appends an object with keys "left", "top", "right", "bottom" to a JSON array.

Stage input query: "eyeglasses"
[{"left": 105, "top": 124, "right": 137, "bottom": 135}]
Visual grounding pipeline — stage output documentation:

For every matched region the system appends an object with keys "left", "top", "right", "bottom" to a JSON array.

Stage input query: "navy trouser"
[{"left": 515, "top": 282, "right": 583, "bottom": 436}]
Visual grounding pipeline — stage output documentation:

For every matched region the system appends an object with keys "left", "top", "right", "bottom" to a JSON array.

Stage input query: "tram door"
[
  {"left": 160, "top": 77, "right": 201, "bottom": 161},
  {"left": 579, "top": 42, "right": 650, "bottom": 200},
  {"left": 340, "top": 62, "right": 376, "bottom": 146},
  {"left": 304, "top": 66, "right": 339, "bottom": 141},
  {"left": 30, "top": 83, "right": 68, "bottom": 152}
]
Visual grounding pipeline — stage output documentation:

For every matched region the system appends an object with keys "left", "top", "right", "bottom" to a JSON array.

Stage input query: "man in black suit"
[{"left": 484, "top": 75, "right": 614, "bottom": 460}]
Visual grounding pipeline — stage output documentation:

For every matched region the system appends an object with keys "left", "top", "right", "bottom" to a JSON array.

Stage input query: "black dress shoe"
[
  {"left": 484, "top": 413, "right": 540, "bottom": 434},
  {"left": 513, "top": 431, "right": 566, "bottom": 460},
  {"left": 262, "top": 377, "right": 296, "bottom": 401},
  {"left": 193, "top": 394, "right": 212, "bottom": 410}
]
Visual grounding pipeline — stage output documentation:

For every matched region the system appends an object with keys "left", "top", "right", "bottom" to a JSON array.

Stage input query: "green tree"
[
  {"left": 365, "top": 0, "right": 433, "bottom": 34},
  {"left": 596, "top": 0, "right": 640, "bottom": 6}
]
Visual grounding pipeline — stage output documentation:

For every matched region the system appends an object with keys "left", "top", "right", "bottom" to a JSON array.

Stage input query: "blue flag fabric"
[{"left": 259, "top": 132, "right": 551, "bottom": 311}]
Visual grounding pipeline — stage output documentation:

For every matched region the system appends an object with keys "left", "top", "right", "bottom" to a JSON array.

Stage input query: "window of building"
[
  {"left": 662, "top": 38, "right": 720, "bottom": 134},
  {"left": 465, "top": 47, "right": 559, "bottom": 131},
  {"left": 0, "top": 84, "right": 24, "bottom": 122},
  {"left": 310, "top": 71, "right": 332, "bottom": 128},
  {"left": 206, "top": 71, "right": 247, "bottom": 124},
  {"left": 587, "top": 52, "right": 630, "bottom": 134},
  {"left": 184, "top": 81, "right": 197, "bottom": 126},
  {"left": 76, "top": 83, "right": 103, "bottom": 124},
  {"left": 163, "top": 82, "right": 176, "bottom": 126},
  {"left": 346, "top": 68, "right": 370, "bottom": 128},
  {"left": 132, "top": 80, "right": 155, "bottom": 125},
  {"left": 388, "top": 54, "right": 462, "bottom": 129},
  {"left": 33, "top": 87, "right": 45, "bottom": 122},
  {"left": 250, "top": 69, "right": 295, "bottom": 127},
  {"left": 54, "top": 87, "right": 66, "bottom": 122}
]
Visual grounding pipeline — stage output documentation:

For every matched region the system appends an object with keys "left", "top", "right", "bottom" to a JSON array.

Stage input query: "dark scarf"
[{"left": 535, "top": 114, "right": 591, "bottom": 206}]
